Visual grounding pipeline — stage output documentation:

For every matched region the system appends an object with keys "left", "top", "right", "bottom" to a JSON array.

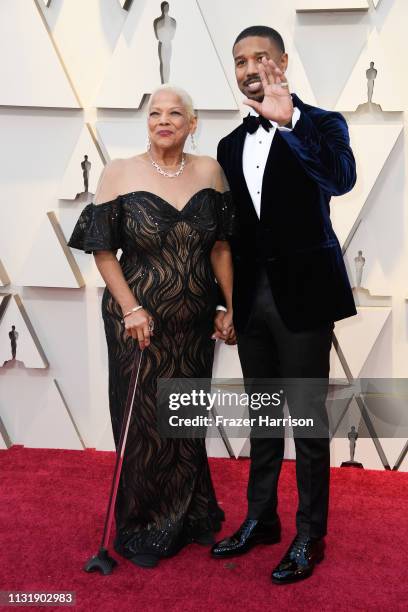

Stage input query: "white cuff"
[
  {"left": 278, "top": 107, "right": 300, "bottom": 132},
  {"left": 216, "top": 305, "right": 228, "bottom": 312}
]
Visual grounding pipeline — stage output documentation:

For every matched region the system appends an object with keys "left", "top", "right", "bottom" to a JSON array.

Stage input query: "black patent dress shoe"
[
  {"left": 211, "top": 518, "right": 281, "bottom": 559},
  {"left": 271, "top": 534, "right": 325, "bottom": 584}
]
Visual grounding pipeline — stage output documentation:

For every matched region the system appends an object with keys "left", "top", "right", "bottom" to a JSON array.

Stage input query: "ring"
[
  {"left": 148, "top": 320, "right": 154, "bottom": 332},
  {"left": 279, "top": 82, "right": 289, "bottom": 88}
]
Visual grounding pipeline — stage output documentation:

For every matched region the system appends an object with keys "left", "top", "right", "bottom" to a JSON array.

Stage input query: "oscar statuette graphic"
[
  {"left": 9, "top": 325, "right": 18, "bottom": 360},
  {"left": 81, "top": 155, "right": 91, "bottom": 194},
  {"left": 366, "top": 61, "right": 377, "bottom": 105},
  {"left": 3, "top": 324, "right": 18, "bottom": 365},
  {"left": 355, "top": 59, "right": 383, "bottom": 113},
  {"left": 341, "top": 425, "right": 364, "bottom": 468},
  {"left": 354, "top": 250, "right": 366, "bottom": 289},
  {"left": 154, "top": 2, "right": 177, "bottom": 84}
]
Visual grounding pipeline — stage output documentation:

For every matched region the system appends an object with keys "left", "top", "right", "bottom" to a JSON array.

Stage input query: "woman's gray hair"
[{"left": 148, "top": 84, "right": 196, "bottom": 119}]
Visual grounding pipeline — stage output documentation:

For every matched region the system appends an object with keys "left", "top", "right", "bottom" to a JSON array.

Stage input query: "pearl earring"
[{"left": 146, "top": 136, "right": 151, "bottom": 151}]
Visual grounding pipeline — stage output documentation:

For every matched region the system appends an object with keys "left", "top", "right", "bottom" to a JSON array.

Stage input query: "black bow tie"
[{"left": 243, "top": 114, "right": 272, "bottom": 134}]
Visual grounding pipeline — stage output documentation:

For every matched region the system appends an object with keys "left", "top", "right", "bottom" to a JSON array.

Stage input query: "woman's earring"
[
  {"left": 146, "top": 136, "right": 151, "bottom": 151},
  {"left": 190, "top": 133, "right": 197, "bottom": 152}
]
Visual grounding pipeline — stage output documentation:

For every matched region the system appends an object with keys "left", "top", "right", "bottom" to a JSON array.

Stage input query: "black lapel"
[
  {"left": 291, "top": 93, "right": 306, "bottom": 112},
  {"left": 259, "top": 127, "right": 283, "bottom": 221},
  {"left": 259, "top": 94, "right": 306, "bottom": 221},
  {"left": 233, "top": 122, "right": 260, "bottom": 225}
]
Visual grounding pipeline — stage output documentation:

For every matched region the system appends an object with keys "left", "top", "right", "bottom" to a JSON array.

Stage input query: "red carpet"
[{"left": 1, "top": 446, "right": 407, "bottom": 612}]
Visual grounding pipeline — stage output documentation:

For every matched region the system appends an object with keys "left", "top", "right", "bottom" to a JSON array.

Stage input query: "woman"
[{"left": 68, "top": 84, "right": 236, "bottom": 568}]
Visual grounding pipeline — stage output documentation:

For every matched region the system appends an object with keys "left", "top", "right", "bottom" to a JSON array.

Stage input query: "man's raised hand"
[{"left": 243, "top": 57, "right": 294, "bottom": 126}]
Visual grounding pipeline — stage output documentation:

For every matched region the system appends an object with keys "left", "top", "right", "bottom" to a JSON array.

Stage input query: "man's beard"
[
  {"left": 243, "top": 79, "right": 264, "bottom": 102},
  {"left": 246, "top": 91, "right": 264, "bottom": 102}
]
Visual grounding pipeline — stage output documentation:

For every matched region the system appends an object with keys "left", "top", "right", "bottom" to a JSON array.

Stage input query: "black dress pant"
[{"left": 237, "top": 266, "right": 334, "bottom": 539}]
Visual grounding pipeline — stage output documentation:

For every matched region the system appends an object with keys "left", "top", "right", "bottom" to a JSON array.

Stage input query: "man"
[{"left": 212, "top": 26, "right": 357, "bottom": 584}]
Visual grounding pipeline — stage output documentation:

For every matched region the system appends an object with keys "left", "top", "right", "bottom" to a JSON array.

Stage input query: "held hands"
[
  {"left": 212, "top": 310, "right": 237, "bottom": 345},
  {"left": 123, "top": 308, "right": 154, "bottom": 350},
  {"left": 123, "top": 307, "right": 236, "bottom": 349},
  {"left": 243, "top": 57, "right": 294, "bottom": 127}
]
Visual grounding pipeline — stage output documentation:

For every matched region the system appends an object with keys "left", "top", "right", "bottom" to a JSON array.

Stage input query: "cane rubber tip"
[{"left": 84, "top": 548, "right": 118, "bottom": 575}]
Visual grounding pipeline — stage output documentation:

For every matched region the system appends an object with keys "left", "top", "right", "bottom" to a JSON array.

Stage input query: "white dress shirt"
[
  {"left": 215, "top": 105, "right": 300, "bottom": 312},
  {"left": 242, "top": 106, "right": 301, "bottom": 218}
]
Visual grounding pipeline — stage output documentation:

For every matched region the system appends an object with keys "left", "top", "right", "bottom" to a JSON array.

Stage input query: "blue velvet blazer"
[{"left": 217, "top": 94, "right": 357, "bottom": 333}]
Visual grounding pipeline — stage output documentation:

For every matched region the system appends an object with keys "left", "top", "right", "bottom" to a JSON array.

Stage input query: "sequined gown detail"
[{"left": 68, "top": 188, "right": 235, "bottom": 558}]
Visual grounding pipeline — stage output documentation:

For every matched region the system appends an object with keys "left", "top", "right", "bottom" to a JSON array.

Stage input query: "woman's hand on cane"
[{"left": 123, "top": 308, "right": 154, "bottom": 350}]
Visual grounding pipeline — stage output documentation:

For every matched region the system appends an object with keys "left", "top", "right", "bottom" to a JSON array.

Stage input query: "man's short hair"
[{"left": 233, "top": 26, "right": 285, "bottom": 54}]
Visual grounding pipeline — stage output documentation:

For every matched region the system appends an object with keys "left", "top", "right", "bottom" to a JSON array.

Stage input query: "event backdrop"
[{"left": 1, "top": 0, "right": 408, "bottom": 470}]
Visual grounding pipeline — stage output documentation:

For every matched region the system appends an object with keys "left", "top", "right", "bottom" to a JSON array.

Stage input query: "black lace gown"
[{"left": 68, "top": 187, "right": 235, "bottom": 560}]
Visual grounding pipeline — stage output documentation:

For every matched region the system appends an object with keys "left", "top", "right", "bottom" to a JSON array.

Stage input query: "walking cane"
[{"left": 84, "top": 347, "right": 145, "bottom": 575}]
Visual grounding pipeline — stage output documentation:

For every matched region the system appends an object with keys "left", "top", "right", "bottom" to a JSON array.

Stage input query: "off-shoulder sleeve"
[
  {"left": 67, "top": 198, "right": 122, "bottom": 254},
  {"left": 216, "top": 190, "right": 236, "bottom": 241}
]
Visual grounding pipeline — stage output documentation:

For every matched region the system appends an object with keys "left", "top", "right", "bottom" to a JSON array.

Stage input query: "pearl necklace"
[{"left": 148, "top": 151, "right": 186, "bottom": 178}]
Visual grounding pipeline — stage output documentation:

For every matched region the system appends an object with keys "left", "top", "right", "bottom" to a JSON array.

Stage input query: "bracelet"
[{"left": 121, "top": 305, "right": 143, "bottom": 323}]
